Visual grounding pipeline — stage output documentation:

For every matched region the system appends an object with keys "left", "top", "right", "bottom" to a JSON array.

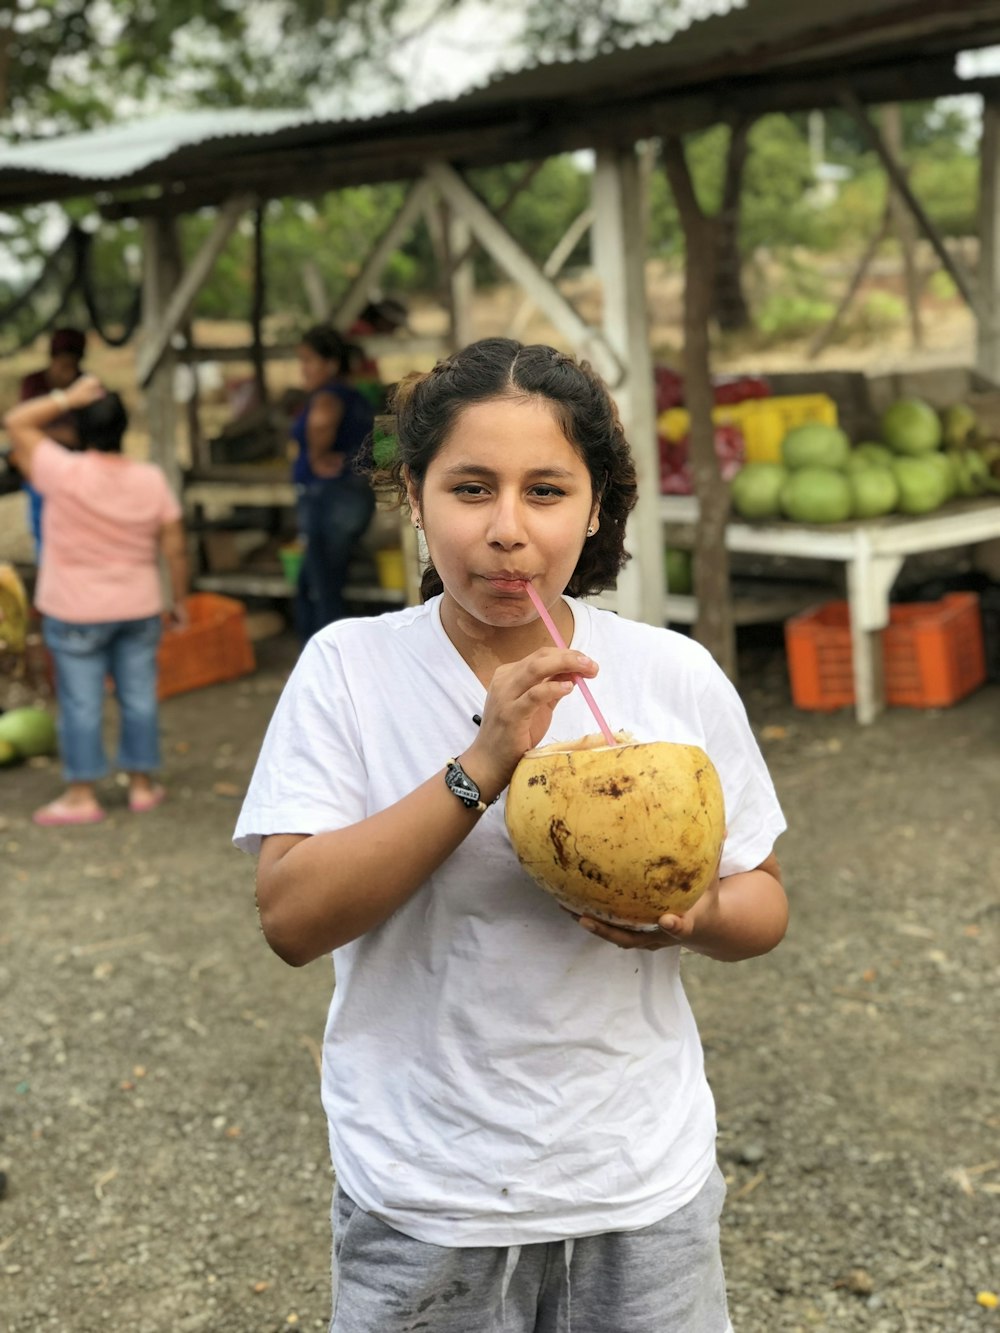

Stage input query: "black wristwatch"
[{"left": 444, "top": 758, "right": 499, "bottom": 814}]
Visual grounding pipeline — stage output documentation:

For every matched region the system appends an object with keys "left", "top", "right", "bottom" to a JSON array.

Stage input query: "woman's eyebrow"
[{"left": 439, "top": 463, "right": 577, "bottom": 480}]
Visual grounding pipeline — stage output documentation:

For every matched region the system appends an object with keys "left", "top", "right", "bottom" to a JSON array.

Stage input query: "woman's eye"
[
  {"left": 454, "top": 483, "right": 488, "bottom": 496},
  {"left": 530, "top": 485, "right": 565, "bottom": 499}
]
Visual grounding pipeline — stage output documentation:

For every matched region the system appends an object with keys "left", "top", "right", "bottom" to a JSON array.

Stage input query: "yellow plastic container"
[
  {"left": 658, "top": 394, "right": 839, "bottom": 465},
  {"left": 375, "top": 547, "right": 406, "bottom": 592}
]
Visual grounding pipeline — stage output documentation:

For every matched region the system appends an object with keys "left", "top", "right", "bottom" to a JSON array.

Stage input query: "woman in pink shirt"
[{"left": 4, "top": 375, "right": 189, "bottom": 826}]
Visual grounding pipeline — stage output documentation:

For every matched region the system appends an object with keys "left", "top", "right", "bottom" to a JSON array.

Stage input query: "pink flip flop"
[
  {"left": 129, "top": 785, "right": 166, "bottom": 814},
  {"left": 33, "top": 800, "right": 106, "bottom": 827}
]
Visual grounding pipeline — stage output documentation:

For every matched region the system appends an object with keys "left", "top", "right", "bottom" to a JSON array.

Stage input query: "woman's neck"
[{"left": 440, "top": 594, "right": 575, "bottom": 688}]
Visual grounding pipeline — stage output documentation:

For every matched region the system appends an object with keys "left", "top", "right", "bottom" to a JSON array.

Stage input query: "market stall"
[{"left": 659, "top": 494, "right": 1000, "bottom": 723}]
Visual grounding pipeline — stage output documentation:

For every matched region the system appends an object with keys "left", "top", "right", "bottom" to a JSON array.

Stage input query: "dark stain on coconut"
[
  {"left": 577, "top": 859, "right": 609, "bottom": 887},
  {"left": 548, "top": 818, "right": 572, "bottom": 869},
  {"left": 593, "top": 775, "right": 635, "bottom": 798},
  {"left": 526, "top": 773, "right": 547, "bottom": 787}
]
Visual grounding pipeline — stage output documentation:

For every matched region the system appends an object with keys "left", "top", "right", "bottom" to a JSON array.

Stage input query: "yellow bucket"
[{"left": 375, "top": 547, "right": 406, "bottom": 592}]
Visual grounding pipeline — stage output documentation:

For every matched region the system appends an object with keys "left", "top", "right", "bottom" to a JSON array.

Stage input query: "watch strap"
[{"left": 445, "top": 757, "right": 498, "bottom": 814}]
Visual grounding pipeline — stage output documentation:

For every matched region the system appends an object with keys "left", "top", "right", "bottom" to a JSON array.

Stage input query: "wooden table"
[{"left": 660, "top": 495, "right": 1000, "bottom": 724}]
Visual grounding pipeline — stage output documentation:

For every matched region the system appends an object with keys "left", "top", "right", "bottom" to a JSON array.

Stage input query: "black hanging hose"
[{"left": 0, "top": 223, "right": 143, "bottom": 355}]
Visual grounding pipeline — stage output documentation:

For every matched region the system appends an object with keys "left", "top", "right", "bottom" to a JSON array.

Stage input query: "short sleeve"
[
  {"left": 697, "top": 665, "right": 786, "bottom": 878},
  {"left": 28, "top": 438, "right": 76, "bottom": 497},
  {"left": 233, "top": 635, "right": 368, "bottom": 855}
]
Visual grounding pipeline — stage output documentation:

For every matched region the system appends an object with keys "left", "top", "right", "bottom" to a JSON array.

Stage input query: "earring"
[
  {"left": 587, "top": 526, "right": 595, "bottom": 537},
  {"left": 414, "top": 517, "right": 422, "bottom": 531}
]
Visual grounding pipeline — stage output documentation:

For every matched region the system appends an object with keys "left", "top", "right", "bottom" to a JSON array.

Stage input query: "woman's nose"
[{"left": 486, "top": 497, "right": 528, "bottom": 548}]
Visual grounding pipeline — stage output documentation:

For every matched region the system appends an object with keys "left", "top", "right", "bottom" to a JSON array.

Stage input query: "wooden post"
[
  {"left": 592, "top": 145, "right": 662, "bottom": 628},
  {"left": 251, "top": 203, "right": 268, "bottom": 404},
  {"left": 141, "top": 215, "right": 181, "bottom": 495},
  {"left": 662, "top": 136, "right": 737, "bottom": 679},
  {"left": 978, "top": 96, "right": 1000, "bottom": 383},
  {"left": 882, "top": 103, "right": 924, "bottom": 350}
]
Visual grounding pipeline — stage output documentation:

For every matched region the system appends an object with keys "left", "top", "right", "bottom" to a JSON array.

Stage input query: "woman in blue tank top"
[{"left": 291, "top": 326, "right": 376, "bottom": 640}]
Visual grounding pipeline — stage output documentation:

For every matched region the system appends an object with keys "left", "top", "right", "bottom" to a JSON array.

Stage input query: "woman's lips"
[{"left": 484, "top": 575, "right": 530, "bottom": 592}]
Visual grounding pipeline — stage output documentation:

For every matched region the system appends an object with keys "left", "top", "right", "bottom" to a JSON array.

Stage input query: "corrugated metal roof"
[
  {"left": 1, "top": 0, "right": 999, "bottom": 208},
  {"left": 0, "top": 108, "right": 326, "bottom": 182}
]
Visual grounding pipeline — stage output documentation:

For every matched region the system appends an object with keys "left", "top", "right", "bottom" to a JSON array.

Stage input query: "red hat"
[{"left": 49, "top": 327, "right": 86, "bottom": 359}]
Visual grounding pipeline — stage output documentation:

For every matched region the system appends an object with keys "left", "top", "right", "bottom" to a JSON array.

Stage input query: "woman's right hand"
[
  {"left": 65, "top": 374, "right": 106, "bottom": 409},
  {"left": 459, "top": 647, "right": 599, "bottom": 801}
]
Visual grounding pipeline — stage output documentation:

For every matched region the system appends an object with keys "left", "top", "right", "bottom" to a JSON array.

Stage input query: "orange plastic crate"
[
  {"left": 157, "top": 593, "right": 256, "bottom": 701},
  {"left": 785, "top": 592, "right": 986, "bottom": 711}
]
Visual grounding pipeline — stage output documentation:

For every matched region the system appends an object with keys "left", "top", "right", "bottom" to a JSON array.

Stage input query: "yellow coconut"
[{"left": 505, "top": 732, "right": 725, "bottom": 929}]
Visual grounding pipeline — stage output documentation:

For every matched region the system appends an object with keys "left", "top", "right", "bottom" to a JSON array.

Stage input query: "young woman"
[
  {"left": 290, "top": 325, "right": 376, "bottom": 641},
  {"left": 4, "top": 375, "right": 188, "bottom": 825},
  {"left": 235, "top": 338, "right": 788, "bottom": 1332}
]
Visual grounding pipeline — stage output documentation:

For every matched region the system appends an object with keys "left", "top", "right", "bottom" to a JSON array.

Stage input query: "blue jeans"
[
  {"left": 295, "top": 476, "right": 376, "bottom": 642},
  {"left": 42, "top": 615, "right": 163, "bottom": 783}
]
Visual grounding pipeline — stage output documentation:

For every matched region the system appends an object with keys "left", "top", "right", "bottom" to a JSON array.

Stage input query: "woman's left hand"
[{"left": 575, "top": 857, "right": 724, "bottom": 952}]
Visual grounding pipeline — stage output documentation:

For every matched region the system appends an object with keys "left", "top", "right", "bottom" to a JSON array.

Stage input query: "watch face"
[{"left": 446, "top": 762, "right": 480, "bottom": 805}]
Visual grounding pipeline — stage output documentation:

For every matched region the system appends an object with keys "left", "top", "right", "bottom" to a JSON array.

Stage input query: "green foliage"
[
  {"left": 648, "top": 116, "right": 819, "bottom": 255},
  {"left": 858, "top": 290, "right": 906, "bottom": 332},
  {"left": 754, "top": 294, "right": 836, "bottom": 338}
]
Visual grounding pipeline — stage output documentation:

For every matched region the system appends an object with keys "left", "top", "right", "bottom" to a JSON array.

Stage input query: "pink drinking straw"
[{"left": 522, "top": 582, "right": 618, "bottom": 746}]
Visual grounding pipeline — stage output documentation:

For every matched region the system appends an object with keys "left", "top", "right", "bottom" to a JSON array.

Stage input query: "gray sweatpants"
[{"left": 329, "top": 1165, "right": 733, "bottom": 1333}]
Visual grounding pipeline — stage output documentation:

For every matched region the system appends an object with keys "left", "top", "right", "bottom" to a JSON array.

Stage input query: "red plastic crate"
[
  {"left": 785, "top": 592, "right": 986, "bottom": 711},
  {"left": 157, "top": 593, "right": 256, "bottom": 701}
]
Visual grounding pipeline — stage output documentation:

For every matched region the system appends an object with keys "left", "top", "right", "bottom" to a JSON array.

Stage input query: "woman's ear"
[{"left": 403, "top": 465, "right": 420, "bottom": 523}]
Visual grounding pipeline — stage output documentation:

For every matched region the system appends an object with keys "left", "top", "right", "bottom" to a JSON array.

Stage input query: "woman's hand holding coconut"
[
  {"left": 573, "top": 844, "right": 786, "bottom": 959},
  {"left": 458, "top": 644, "right": 599, "bottom": 802}
]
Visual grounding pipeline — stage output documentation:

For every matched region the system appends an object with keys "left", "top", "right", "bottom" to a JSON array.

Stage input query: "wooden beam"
[
  {"left": 840, "top": 89, "right": 984, "bottom": 320},
  {"left": 178, "top": 334, "right": 450, "bottom": 364},
  {"left": 425, "top": 161, "right": 622, "bottom": 385},
  {"left": 440, "top": 159, "right": 544, "bottom": 284},
  {"left": 506, "top": 207, "right": 594, "bottom": 339},
  {"left": 331, "top": 177, "right": 432, "bottom": 331},
  {"left": 136, "top": 194, "right": 254, "bottom": 387}
]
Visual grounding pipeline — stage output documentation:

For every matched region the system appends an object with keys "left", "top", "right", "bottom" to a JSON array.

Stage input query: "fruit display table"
[{"left": 660, "top": 494, "right": 1000, "bottom": 724}]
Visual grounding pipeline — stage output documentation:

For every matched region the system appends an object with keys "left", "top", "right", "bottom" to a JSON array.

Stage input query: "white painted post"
[
  {"left": 978, "top": 97, "right": 1000, "bottom": 383},
  {"left": 444, "top": 203, "right": 475, "bottom": 350},
  {"left": 591, "top": 146, "right": 663, "bottom": 628}
]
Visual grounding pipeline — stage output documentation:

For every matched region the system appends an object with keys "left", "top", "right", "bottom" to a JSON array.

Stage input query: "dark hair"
[
  {"left": 367, "top": 337, "right": 637, "bottom": 600},
  {"left": 300, "top": 324, "right": 354, "bottom": 376},
  {"left": 73, "top": 393, "right": 128, "bottom": 453},
  {"left": 49, "top": 326, "right": 86, "bottom": 359}
]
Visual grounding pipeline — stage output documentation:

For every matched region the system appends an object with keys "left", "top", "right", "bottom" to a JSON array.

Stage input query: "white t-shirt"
[{"left": 234, "top": 596, "right": 785, "bottom": 1246}]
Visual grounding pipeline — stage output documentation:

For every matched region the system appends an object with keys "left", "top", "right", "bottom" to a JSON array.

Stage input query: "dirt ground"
[{"left": 2, "top": 623, "right": 998, "bottom": 1333}]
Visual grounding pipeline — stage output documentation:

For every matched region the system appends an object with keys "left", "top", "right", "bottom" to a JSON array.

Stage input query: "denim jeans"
[
  {"left": 42, "top": 614, "right": 163, "bottom": 783},
  {"left": 295, "top": 475, "right": 376, "bottom": 642}
]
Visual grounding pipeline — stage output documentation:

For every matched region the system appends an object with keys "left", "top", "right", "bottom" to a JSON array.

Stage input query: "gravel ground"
[{"left": 1, "top": 630, "right": 998, "bottom": 1333}]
